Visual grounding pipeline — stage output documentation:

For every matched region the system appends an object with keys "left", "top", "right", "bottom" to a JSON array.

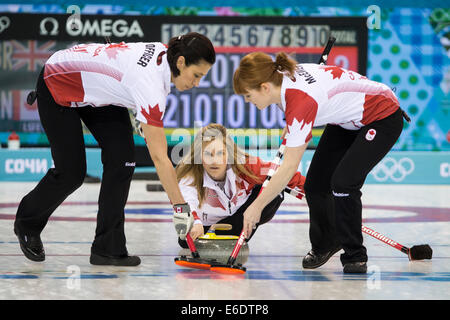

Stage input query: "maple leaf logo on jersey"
[
  {"left": 140, "top": 104, "right": 164, "bottom": 127},
  {"left": 105, "top": 42, "right": 129, "bottom": 60},
  {"left": 238, "top": 180, "right": 252, "bottom": 195},
  {"left": 287, "top": 117, "right": 313, "bottom": 144},
  {"left": 230, "top": 195, "right": 239, "bottom": 206},
  {"left": 321, "top": 65, "right": 345, "bottom": 79},
  {"left": 206, "top": 190, "right": 226, "bottom": 210}
]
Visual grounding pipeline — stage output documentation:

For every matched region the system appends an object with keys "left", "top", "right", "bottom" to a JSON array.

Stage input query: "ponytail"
[
  {"left": 233, "top": 52, "right": 297, "bottom": 94},
  {"left": 274, "top": 52, "right": 297, "bottom": 78}
]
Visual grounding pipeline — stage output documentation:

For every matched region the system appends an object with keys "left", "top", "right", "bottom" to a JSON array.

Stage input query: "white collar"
[{"left": 203, "top": 167, "right": 237, "bottom": 197}]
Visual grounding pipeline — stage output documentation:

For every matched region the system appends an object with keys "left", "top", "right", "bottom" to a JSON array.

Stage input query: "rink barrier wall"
[{"left": 0, "top": 148, "right": 449, "bottom": 184}]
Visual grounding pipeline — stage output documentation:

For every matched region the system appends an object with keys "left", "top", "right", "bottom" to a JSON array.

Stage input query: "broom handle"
[
  {"left": 185, "top": 233, "right": 200, "bottom": 258},
  {"left": 318, "top": 36, "right": 336, "bottom": 65},
  {"left": 361, "top": 225, "right": 410, "bottom": 255},
  {"left": 226, "top": 139, "right": 288, "bottom": 264},
  {"left": 285, "top": 186, "right": 411, "bottom": 255},
  {"left": 284, "top": 186, "right": 303, "bottom": 199},
  {"left": 226, "top": 230, "right": 247, "bottom": 265},
  {"left": 284, "top": 187, "right": 412, "bottom": 256}
]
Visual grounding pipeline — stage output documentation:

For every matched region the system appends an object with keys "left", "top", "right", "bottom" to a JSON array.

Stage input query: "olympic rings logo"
[
  {"left": 0, "top": 16, "right": 10, "bottom": 33},
  {"left": 370, "top": 157, "right": 415, "bottom": 182}
]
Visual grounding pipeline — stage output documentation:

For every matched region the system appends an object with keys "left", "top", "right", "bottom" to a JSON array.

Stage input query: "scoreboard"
[
  {"left": 0, "top": 14, "right": 367, "bottom": 144},
  {"left": 162, "top": 24, "right": 332, "bottom": 48}
]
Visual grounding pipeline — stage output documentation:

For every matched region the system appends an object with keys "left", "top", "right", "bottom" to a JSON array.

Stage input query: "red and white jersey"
[
  {"left": 179, "top": 156, "right": 305, "bottom": 227},
  {"left": 281, "top": 64, "right": 400, "bottom": 148},
  {"left": 44, "top": 42, "right": 170, "bottom": 127}
]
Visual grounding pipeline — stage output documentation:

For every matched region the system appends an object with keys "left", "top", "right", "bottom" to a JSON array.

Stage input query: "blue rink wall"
[{"left": 1, "top": 148, "right": 449, "bottom": 184}]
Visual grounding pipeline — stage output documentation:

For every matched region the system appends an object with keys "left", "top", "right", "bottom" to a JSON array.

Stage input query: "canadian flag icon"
[
  {"left": 365, "top": 129, "right": 377, "bottom": 141},
  {"left": 140, "top": 104, "right": 164, "bottom": 127}
]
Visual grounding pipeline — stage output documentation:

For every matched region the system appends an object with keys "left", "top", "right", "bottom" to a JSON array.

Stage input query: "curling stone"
[{"left": 178, "top": 224, "right": 249, "bottom": 265}]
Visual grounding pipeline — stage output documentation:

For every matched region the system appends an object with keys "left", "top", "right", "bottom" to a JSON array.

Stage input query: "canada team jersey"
[
  {"left": 44, "top": 42, "right": 170, "bottom": 127},
  {"left": 179, "top": 156, "right": 306, "bottom": 226},
  {"left": 281, "top": 64, "right": 400, "bottom": 148}
]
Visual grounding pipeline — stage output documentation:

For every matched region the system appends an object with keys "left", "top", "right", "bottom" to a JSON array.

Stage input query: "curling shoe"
[
  {"left": 90, "top": 252, "right": 141, "bottom": 266},
  {"left": 14, "top": 228, "right": 45, "bottom": 262},
  {"left": 302, "top": 245, "right": 342, "bottom": 269},
  {"left": 343, "top": 262, "right": 367, "bottom": 274}
]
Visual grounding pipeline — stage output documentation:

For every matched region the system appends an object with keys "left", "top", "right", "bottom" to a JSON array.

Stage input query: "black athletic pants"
[
  {"left": 213, "top": 184, "right": 284, "bottom": 241},
  {"left": 179, "top": 185, "right": 284, "bottom": 247},
  {"left": 303, "top": 108, "right": 403, "bottom": 265},
  {"left": 14, "top": 68, "right": 136, "bottom": 256}
]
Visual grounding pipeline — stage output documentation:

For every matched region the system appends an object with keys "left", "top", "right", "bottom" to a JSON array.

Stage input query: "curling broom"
[{"left": 284, "top": 187, "right": 433, "bottom": 261}]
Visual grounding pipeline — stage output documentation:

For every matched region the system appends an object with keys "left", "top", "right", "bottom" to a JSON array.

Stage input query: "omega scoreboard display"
[{"left": 0, "top": 14, "right": 367, "bottom": 134}]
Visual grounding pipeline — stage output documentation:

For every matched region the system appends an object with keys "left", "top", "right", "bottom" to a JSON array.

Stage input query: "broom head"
[
  {"left": 174, "top": 256, "right": 215, "bottom": 270},
  {"left": 210, "top": 263, "right": 246, "bottom": 275},
  {"left": 408, "top": 244, "right": 433, "bottom": 260}
]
